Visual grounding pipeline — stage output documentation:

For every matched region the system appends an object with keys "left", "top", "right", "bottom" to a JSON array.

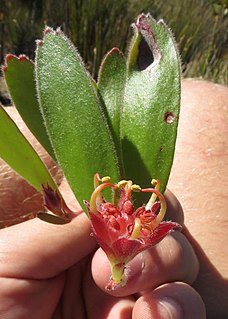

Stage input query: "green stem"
[{"left": 111, "top": 262, "right": 125, "bottom": 284}]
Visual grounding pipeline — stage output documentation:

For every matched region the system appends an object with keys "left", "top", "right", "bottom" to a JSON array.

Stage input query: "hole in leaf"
[
  {"left": 164, "top": 112, "right": 175, "bottom": 124},
  {"left": 137, "top": 37, "right": 154, "bottom": 71}
]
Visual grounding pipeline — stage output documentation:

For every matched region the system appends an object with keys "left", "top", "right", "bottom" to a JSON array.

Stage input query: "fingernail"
[{"left": 158, "top": 297, "right": 183, "bottom": 319}]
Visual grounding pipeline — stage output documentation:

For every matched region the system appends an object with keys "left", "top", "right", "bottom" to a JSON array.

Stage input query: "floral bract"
[
  {"left": 85, "top": 173, "right": 180, "bottom": 290},
  {"left": 42, "top": 183, "right": 80, "bottom": 222}
]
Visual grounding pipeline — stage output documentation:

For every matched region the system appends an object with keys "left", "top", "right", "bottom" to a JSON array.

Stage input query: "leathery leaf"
[
  {"left": 3, "top": 55, "right": 55, "bottom": 159},
  {"left": 36, "top": 28, "right": 120, "bottom": 208},
  {"left": 97, "top": 48, "right": 126, "bottom": 175},
  {"left": 0, "top": 105, "right": 56, "bottom": 192},
  {"left": 121, "top": 14, "right": 181, "bottom": 193}
]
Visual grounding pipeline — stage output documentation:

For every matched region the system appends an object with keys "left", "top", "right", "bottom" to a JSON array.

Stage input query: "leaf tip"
[
  {"left": 1, "top": 65, "right": 7, "bottom": 72},
  {"left": 43, "top": 26, "right": 62, "bottom": 37},
  {"left": 55, "top": 27, "right": 62, "bottom": 35},
  {"left": 5, "top": 53, "right": 16, "bottom": 62},
  {"left": 44, "top": 26, "right": 54, "bottom": 35},
  {"left": 131, "top": 13, "right": 162, "bottom": 71},
  {"left": 4, "top": 54, "right": 33, "bottom": 69},
  {"left": 4, "top": 54, "right": 17, "bottom": 69},
  {"left": 110, "top": 47, "right": 124, "bottom": 56},
  {"left": 36, "top": 39, "right": 43, "bottom": 47},
  {"left": 135, "top": 13, "right": 147, "bottom": 29},
  {"left": 19, "top": 54, "right": 29, "bottom": 60}
]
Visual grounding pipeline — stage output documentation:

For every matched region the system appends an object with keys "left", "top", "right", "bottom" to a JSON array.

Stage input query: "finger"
[
  {"left": 102, "top": 299, "right": 134, "bottom": 319},
  {"left": 88, "top": 297, "right": 134, "bottom": 319},
  {"left": 92, "top": 231, "right": 199, "bottom": 297},
  {"left": 132, "top": 282, "right": 206, "bottom": 319},
  {"left": 164, "top": 189, "right": 184, "bottom": 225},
  {"left": 0, "top": 213, "right": 97, "bottom": 279},
  {"left": 82, "top": 259, "right": 134, "bottom": 319},
  {"left": 0, "top": 274, "right": 64, "bottom": 319}
]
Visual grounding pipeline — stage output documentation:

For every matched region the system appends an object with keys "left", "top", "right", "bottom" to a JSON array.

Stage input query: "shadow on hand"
[{"left": 183, "top": 226, "right": 228, "bottom": 319}]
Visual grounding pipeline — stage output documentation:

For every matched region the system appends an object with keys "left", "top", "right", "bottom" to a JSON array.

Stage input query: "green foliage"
[
  {"left": 4, "top": 55, "right": 55, "bottom": 159},
  {"left": 1, "top": 14, "right": 181, "bottom": 212},
  {"left": 36, "top": 28, "right": 121, "bottom": 207},
  {"left": 0, "top": 105, "right": 56, "bottom": 192},
  {"left": 34, "top": 15, "right": 180, "bottom": 207},
  {"left": 121, "top": 16, "right": 180, "bottom": 193},
  {"left": 97, "top": 48, "right": 126, "bottom": 172},
  {"left": 0, "top": 0, "right": 227, "bottom": 84}
]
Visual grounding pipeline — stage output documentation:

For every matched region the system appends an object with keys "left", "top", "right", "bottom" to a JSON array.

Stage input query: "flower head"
[{"left": 85, "top": 174, "right": 180, "bottom": 289}]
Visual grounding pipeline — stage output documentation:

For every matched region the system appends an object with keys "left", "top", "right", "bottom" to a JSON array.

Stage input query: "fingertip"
[
  {"left": 92, "top": 231, "right": 199, "bottom": 297},
  {"left": 165, "top": 189, "right": 184, "bottom": 225},
  {"left": 91, "top": 248, "right": 111, "bottom": 289},
  {"left": 133, "top": 282, "right": 206, "bottom": 319},
  {"left": 133, "top": 296, "right": 183, "bottom": 319},
  {"left": 92, "top": 248, "right": 145, "bottom": 297}
]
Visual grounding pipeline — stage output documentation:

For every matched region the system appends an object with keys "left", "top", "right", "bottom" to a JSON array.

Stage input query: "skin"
[
  {"left": 0, "top": 184, "right": 203, "bottom": 319},
  {"left": 0, "top": 78, "right": 227, "bottom": 318},
  {"left": 168, "top": 79, "right": 228, "bottom": 319}
]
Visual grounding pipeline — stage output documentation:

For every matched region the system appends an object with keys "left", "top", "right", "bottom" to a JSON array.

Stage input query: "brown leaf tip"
[
  {"left": 136, "top": 14, "right": 151, "bottom": 32},
  {"left": 5, "top": 54, "right": 17, "bottom": 63},
  {"left": 2, "top": 65, "right": 7, "bottom": 72},
  {"left": 3, "top": 54, "right": 32, "bottom": 72},
  {"left": 111, "top": 47, "right": 123, "bottom": 55},
  {"left": 18, "top": 54, "right": 31, "bottom": 62},
  {"left": 55, "top": 27, "right": 62, "bottom": 36},
  {"left": 44, "top": 26, "right": 53, "bottom": 34},
  {"left": 36, "top": 39, "right": 43, "bottom": 46}
]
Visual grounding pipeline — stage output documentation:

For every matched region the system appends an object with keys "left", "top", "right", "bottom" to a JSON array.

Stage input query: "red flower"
[{"left": 85, "top": 174, "right": 180, "bottom": 289}]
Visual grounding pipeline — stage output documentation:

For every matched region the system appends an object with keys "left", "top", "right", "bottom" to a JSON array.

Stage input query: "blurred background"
[{"left": 0, "top": 0, "right": 227, "bottom": 86}]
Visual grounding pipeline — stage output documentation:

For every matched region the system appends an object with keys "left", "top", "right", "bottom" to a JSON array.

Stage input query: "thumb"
[
  {"left": 0, "top": 180, "right": 97, "bottom": 280},
  {"left": 133, "top": 282, "right": 206, "bottom": 319},
  {"left": 0, "top": 214, "right": 96, "bottom": 280}
]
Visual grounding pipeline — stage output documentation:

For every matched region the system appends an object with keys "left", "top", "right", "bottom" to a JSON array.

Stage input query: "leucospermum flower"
[
  {"left": 41, "top": 174, "right": 180, "bottom": 289},
  {"left": 85, "top": 174, "right": 180, "bottom": 290}
]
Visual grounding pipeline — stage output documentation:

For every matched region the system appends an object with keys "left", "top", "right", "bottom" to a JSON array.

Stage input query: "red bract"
[
  {"left": 85, "top": 174, "right": 180, "bottom": 289},
  {"left": 42, "top": 183, "right": 79, "bottom": 221}
]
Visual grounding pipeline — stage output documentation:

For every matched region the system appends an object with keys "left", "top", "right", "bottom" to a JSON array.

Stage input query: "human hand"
[
  {"left": 91, "top": 189, "right": 206, "bottom": 319},
  {"left": 168, "top": 79, "right": 228, "bottom": 319},
  {"left": 0, "top": 178, "right": 205, "bottom": 319},
  {"left": 1, "top": 78, "right": 227, "bottom": 318}
]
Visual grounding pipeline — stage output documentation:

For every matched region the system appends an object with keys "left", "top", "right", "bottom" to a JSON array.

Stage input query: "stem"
[{"left": 111, "top": 262, "right": 125, "bottom": 284}]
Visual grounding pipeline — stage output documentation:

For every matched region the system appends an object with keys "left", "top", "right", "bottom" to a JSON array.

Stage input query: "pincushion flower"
[
  {"left": 84, "top": 174, "right": 180, "bottom": 289},
  {"left": 41, "top": 174, "right": 180, "bottom": 289}
]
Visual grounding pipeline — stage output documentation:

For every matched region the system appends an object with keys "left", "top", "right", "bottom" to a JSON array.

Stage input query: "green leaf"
[
  {"left": 38, "top": 212, "right": 69, "bottom": 224},
  {"left": 3, "top": 55, "right": 56, "bottom": 160},
  {"left": 0, "top": 105, "right": 57, "bottom": 192},
  {"left": 35, "top": 27, "right": 120, "bottom": 208},
  {"left": 121, "top": 14, "right": 181, "bottom": 193},
  {"left": 97, "top": 48, "right": 126, "bottom": 176}
]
